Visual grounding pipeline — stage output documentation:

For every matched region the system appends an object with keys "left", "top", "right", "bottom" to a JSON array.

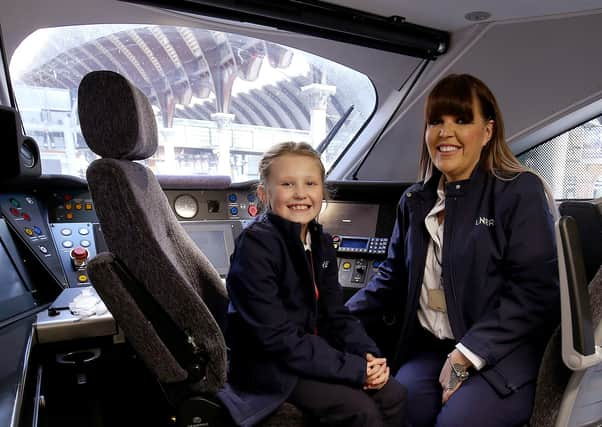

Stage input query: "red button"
[
  {"left": 10, "top": 207, "right": 20, "bottom": 216},
  {"left": 64, "top": 194, "right": 73, "bottom": 201},
  {"left": 248, "top": 205, "right": 258, "bottom": 217},
  {"left": 70, "top": 246, "right": 89, "bottom": 261},
  {"left": 22, "top": 212, "right": 31, "bottom": 221}
]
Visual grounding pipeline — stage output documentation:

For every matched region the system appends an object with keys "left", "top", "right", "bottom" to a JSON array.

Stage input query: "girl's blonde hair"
[
  {"left": 419, "top": 73, "right": 528, "bottom": 181},
  {"left": 257, "top": 141, "right": 328, "bottom": 211}
]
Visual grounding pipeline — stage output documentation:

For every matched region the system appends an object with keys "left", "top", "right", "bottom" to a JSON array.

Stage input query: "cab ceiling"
[
  {"left": 354, "top": 11, "right": 602, "bottom": 181},
  {"left": 323, "top": 0, "right": 602, "bottom": 31}
]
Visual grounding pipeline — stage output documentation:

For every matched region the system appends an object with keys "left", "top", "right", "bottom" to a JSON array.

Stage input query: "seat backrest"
[
  {"left": 559, "top": 198, "right": 602, "bottom": 284},
  {"left": 78, "top": 70, "right": 228, "bottom": 393},
  {"left": 530, "top": 214, "right": 602, "bottom": 426}
]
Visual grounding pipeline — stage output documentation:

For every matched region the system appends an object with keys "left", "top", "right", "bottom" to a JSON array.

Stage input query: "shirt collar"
[
  {"left": 436, "top": 174, "right": 445, "bottom": 202},
  {"left": 302, "top": 231, "right": 312, "bottom": 251}
]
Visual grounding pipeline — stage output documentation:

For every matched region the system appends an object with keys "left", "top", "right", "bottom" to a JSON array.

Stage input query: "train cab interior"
[{"left": 0, "top": 0, "right": 601, "bottom": 426}]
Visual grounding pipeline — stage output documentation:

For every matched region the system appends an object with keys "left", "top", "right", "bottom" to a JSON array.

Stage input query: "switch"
[{"left": 70, "top": 246, "right": 89, "bottom": 269}]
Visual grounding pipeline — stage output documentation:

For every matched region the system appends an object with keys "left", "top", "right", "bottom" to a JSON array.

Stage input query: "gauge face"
[{"left": 174, "top": 194, "right": 198, "bottom": 219}]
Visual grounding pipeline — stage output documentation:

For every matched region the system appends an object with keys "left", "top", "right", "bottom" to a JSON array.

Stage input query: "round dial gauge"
[{"left": 174, "top": 194, "right": 198, "bottom": 219}]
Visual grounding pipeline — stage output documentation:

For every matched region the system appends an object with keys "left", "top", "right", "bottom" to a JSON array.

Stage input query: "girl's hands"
[{"left": 364, "top": 353, "right": 389, "bottom": 390}]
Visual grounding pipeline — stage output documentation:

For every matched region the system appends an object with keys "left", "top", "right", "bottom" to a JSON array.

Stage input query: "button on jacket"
[
  {"left": 347, "top": 166, "right": 560, "bottom": 396},
  {"left": 219, "top": 212, "right": 380, "bottom": 427}
]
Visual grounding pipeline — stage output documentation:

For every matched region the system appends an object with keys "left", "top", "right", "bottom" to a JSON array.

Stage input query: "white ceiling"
[{"left": 325, "top": 0, "right": 602, "bottom": 30}]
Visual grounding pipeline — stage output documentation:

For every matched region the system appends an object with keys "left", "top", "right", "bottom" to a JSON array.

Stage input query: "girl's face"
[
  {"left": 425, "top": 97, "right": 493, "bottom": 182},
  {"left": 258, "top": 154, "right": 324, "bottom": 240}
]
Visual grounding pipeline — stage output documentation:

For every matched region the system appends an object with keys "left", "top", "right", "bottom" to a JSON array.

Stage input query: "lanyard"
[{"left": 306, "top": 250, "right": 319, "bottom": 300}]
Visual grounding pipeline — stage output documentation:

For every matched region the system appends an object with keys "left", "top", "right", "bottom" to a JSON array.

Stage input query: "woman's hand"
[
  {"left": 364, "top": 353, "right": 389, "bottom": 390},
  {"left": 439, "top": 349, "right": 472, "bottom": 403}
]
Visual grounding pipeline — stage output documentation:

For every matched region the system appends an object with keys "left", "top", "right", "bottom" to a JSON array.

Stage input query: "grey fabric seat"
[
  {"left": 529, "top": 210, "right": 602, "bottom": 426},
  {"left": 79, "top": 70, "right": 306, "bottom": 427},
  {"left": 559, "top": 198, "right": 602, "bottom": 284}
]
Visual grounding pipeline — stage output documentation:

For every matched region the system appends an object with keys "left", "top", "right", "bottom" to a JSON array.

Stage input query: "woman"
[{"left": 347, "top": 74, "right": 559, "bottom": 427}]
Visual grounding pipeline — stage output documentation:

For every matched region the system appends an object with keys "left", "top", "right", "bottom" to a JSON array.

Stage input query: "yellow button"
[
  {"left": 85, "top": 203, "right": 93, "bottom": 210},
  {"left": 75, "top": 203, "right": 83, "bottom": 210},
  {"left": 24, "top": 227, "right": 34, "bottom": 236},
  {"left": 78, "top": 275, "right": 88, "bottom": 283},
  {"left": 342, "top": 262, "right": 352, "bottom": 270},
  {"left": 66, "top": 212, "right": 74, "bottom": 220},
  {"left": 65, "top": 203, "right": 72, "bottom": 210}
]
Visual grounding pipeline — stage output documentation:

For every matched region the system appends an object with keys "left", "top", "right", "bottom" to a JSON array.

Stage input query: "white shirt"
[
  {"left": 417, "top": 177, "right": 486, "bottom": 370},
  {"left": 302, "top": 231, "right": 312, "bottom": 251}
]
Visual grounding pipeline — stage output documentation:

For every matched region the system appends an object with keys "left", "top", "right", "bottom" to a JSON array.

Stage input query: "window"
[
  {"left": 518, "top": 117, "right": 602, "bottom": 199},
  {"left": 10, "top": 24, "right": 377, "bottom": 181}
]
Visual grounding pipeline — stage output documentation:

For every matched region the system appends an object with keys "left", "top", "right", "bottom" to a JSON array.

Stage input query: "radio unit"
[{"left": 332, "top": 235, "right": 389, "bottom": 255}]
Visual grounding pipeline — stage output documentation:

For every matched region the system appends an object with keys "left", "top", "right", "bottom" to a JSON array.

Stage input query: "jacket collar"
[
  {"left": 417, "top": 163, "right": 488, "bottom": 198},
  {"left": 264, "top": 211, "right": 323, "bottom": 249},
  {"left": 264, "top": 211, "right": 325, "bottom": 294}
]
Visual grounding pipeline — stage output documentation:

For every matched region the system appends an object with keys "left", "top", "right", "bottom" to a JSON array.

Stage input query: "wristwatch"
[{"left": 446, "top": 354, "right": 470, "bottom": 390}]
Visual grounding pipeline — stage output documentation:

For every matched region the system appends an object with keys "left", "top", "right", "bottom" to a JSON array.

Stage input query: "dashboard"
[{"left": 0, "top": 178, "right": 406, "bottom": 324}]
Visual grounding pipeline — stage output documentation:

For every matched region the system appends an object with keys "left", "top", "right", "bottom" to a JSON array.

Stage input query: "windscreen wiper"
[{"left": 316, "top": 105, "right": 354, "bottom": 154}]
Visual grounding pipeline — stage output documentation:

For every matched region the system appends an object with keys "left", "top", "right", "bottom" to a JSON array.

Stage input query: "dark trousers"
[
  {"left": 288, "top": 377, "right": 407, "bottom": 427},
  {"left": 394, "top": 327, "right": 535, "bottom": 427}
]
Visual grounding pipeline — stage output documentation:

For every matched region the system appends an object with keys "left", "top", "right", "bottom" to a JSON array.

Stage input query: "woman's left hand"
[{"left": 438, "top": 349, "right": 471, "bottom": 404}]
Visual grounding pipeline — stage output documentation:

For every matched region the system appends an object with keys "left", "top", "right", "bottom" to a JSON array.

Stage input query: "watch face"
[{"left": 174, "top": 194, "right": 198, "bottom": 219}]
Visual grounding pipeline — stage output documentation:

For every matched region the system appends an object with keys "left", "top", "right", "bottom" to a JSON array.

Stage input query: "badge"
[{"left": 427, "top": 289, "right": 447, "bottom": 312}]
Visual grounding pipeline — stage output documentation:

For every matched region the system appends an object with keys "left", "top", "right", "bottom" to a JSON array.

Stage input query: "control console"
[
  {"left": 49, "top": 222, "right": 97, "bottom": 287},
  {"left": 332, "top": 235, "right": 389, "bottom": 289},
  {"left": 0, "top": 194, "right": 69, "bottom": 288}
]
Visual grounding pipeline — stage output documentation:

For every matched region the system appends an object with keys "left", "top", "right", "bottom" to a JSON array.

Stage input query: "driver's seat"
[{"left": 79, "top": 70, "right": 306, "bottom": 426}]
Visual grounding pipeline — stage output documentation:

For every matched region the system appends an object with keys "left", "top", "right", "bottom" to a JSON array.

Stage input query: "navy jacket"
[
  {"left": 218, "top": 212, "right": 379, "bottom": 426},
  {"left": 346, "top": 166, "right": 560, "bottom": 396}
]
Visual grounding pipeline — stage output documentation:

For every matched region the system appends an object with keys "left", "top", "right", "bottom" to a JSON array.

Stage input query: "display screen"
[
  {"left": 0, "top": 219, "right": 35, "bottom": 321},
  {"left": 187, "top": 230, "right": 228, "bottom": 271},
  {"left": 340, "top": 237, "right": 369, "bottom": 249},
  {"left": 319, "top": 202, "right": 379, "bottom": 237},
  {"left": 180, "top": 221, "right": 239, "bottom": 276}
]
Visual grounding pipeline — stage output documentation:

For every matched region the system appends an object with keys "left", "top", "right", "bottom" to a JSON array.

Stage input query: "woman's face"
[{"left": 425, "top": 97, "right": 493, "bottom": 182}]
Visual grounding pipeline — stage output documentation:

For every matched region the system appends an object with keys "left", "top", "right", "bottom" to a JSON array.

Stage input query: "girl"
[{"left": 218, "top": 142, "right": 406, "bottom": 427}]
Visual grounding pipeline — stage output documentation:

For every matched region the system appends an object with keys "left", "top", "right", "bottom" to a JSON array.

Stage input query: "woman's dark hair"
[{"left": 419, "top": 73, "right": 528, "bottom": 180}]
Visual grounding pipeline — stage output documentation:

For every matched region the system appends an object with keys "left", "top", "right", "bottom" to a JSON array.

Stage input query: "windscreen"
[{"left": 10, "top": 24, "right": 376, "bottom": 180}]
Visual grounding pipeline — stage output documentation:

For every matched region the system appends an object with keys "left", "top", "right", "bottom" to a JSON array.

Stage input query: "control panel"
[
  {"left": 47, "top": 191, "right": 98, "bottom": 223},
  {"left": 332, "top": 235, "right": 389, "bottom": 289},
  {"left": 0, "top": 194, "right": 69, "bottom": 288},
  {"left": 2, "top": 186, "right": 394, "bottom": 293},
  {"left": 49, "top": 222, "right": 97, "bottom": 287},
  {"left": 332, "top": 235, "right": 389, "bottom": 256},
  {"left": 338, "top": 258, "right": 382, "bottom": 288},
  {"left": 165, "top": 190, "right": 260, "bottom": 221}
]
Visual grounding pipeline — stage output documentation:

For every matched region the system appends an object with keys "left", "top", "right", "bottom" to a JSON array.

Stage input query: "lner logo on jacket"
[
  {"left": 347, "top": 166, "right": 560, "bottom": 397},
  {"left": 219, "top": 212, "right": 380, "bottom": 427}
]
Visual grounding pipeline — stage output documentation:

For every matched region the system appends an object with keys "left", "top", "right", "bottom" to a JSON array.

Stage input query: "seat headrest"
[{"left": 78, "top": 70, "right": 158, "bottom": 160}]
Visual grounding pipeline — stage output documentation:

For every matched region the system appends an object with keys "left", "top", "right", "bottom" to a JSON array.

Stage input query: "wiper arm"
[{"left": 315, "top": 104, "right": 354, "bottom": 154}]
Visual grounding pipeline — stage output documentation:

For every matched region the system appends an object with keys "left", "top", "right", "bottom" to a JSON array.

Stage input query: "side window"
[{"left": 518, "top": 117, "right": 602, "bottom": 199}]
